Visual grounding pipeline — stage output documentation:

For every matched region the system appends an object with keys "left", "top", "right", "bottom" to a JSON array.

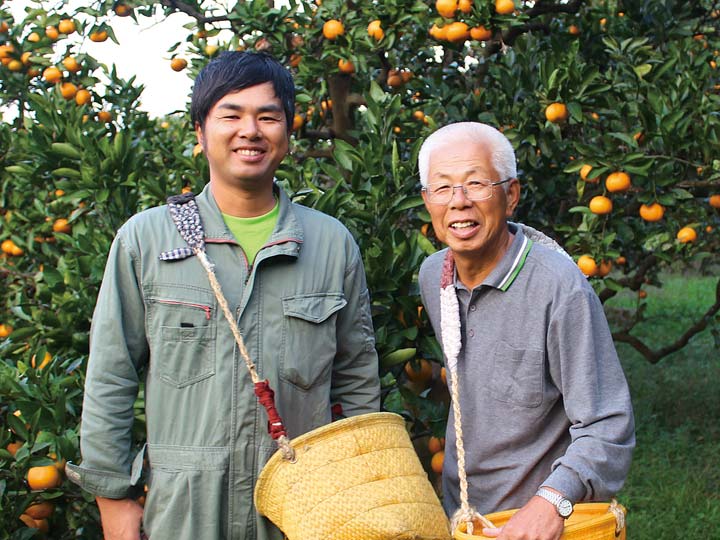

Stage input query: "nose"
[
  {"left": 236, "top": 116, "right": 261, "bottom": 140},
  {"left": 449, "top": 185, "right": 472, "bottom": 208}
]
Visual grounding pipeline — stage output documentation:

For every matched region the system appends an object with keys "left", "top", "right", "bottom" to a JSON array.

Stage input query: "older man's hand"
[{"left": 481, "top": 496, "right": 564, "bottom": 540}]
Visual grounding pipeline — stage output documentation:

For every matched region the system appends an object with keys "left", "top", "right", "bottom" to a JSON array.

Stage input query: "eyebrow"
[
  {"left": 216, "top": 103, "right": 284, "bottom": 114},
  {"left": 431, "top": 167, "right": 488, "bottom": 181}
]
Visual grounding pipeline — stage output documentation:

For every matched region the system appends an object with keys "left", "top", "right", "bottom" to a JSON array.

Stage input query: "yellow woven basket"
[
  {"left": 254, "top": 412, "right": 452, "bottom": 540},
  {"left": 453, "top": 501, "right": 626, "bottom": 540}
]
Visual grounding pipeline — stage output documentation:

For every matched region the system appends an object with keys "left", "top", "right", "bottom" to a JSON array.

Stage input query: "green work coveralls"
[{"left": 66, "top": 183, "right": 380, "bottom": 539}]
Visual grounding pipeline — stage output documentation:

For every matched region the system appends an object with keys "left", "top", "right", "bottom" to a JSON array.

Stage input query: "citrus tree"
[{"left": 1, "top": 0, "right": 719, "bottom": 537}]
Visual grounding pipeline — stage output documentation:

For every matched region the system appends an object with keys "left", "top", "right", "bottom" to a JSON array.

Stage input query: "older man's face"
[{"left": 422, "top": 138, "right": 519, "bottom": 262}]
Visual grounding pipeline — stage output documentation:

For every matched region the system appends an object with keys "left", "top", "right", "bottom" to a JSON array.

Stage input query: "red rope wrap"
[
  {"left": 254, "top": 380, "right": 288, "bottom": 440},
  {"left": 441, "top": 250, "right": 455, "bottom": 288}
]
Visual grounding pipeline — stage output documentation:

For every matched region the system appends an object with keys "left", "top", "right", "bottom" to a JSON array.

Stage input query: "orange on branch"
[
  {"left": 405, "top": 358, "right": 433, "bottom": 385},
  {"left": 53, "top": 218, "right": 72, "bottom": 233},
  {"left": 577, "top": 255, "right": 598, "bottom": 277},
  {"left": 639, "top": 203, "right": 664, "bottom": 222},
  {"left": 446, "top": 21, "right": 470, "bottom": 43},
  {"left": 63, "top": 56, "right": 81, "bottom": 72},
  {"left": 676, "top": 226, "right": 697, "bottom": 243},
  {"left": 75, "top": 89, "right": 91, "bottom": 106},
  {"left": 430, "top": 450, "right": 445, "bottom": 474},
  {"left": 436, "top": 0, "right": 458, "bottom": 18},
  {"left": 495, "top": 0, "right": 516, "bottom": 15},
  {"left": 367, "top": 20, "right": 384, "bottom": 41},
  {"left": 42, "top": 66, "right": 62, "bottom": 84},
  {"left": 31, "top": 351, "right": 52, "bottom": 369},
  {"left": 709, "top": 194, "right": 720, "bottom": 208},
  {"left": 45, "top": 25, "right": 59, "bottom": 40},
  {"left": 579, "top": 164, "right": 596, "bottom": 182},
  {"left": 598, "top": 260, "right": 613, "bottom": 277},
  {"left": 605, "top": 171, "right": 631, "bottom": 193},
  {"left": 6, "top": 441, "right": 22, "bottom": 455},
  {"left": 428, "top": 436, "right": 445, "bottom": 454},
  {"left": 25, "top": 502, "right": 54, "bottom": 520},
  {"left": 170, "top": 57, "right": 187, "bottom": 71},
  {"left": 89, "top": 30, "right": 108, "bottom": 42},
  {"left": 470, "top": 26, "right": 492, "bottom": 41},
  {"left": 589, "top": 195, "right": 612, "bottom": 215},
  {"left": 292, "top": 114, "right": 304, "bottom": 131},
  {"left": 60, "top": 82, "right": 78, "bottom": 100},
  {"left": 98, "top": 110, "right": 113, "bottom": 123},
  {"left": 545, "top": 102, "right": 569, "bottom": 123},
  {"left": 27, "top": 465, "right": 62, "bottom": 490},
  {"left": 338, "top": 58, "right": 355, "bottom": 74},
  {"left": 58, "top": 19, "right": 76, "bottom": 34},
  {"left": 322, "top": 20, "right": 345, "bottom": 40},
  {"left": 0, "top": 323, "right": 13, "bottom": 338},
  {"left": 458, "top": 0, "right": 473, "bottom": 14}
]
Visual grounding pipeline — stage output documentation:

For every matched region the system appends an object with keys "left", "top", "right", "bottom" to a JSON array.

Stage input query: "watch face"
[{"left": 558, "top": 499, "right": 573, "bottom": 518}]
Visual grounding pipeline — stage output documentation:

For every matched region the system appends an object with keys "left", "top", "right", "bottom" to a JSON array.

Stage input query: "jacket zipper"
[{"left": 156, "top": 299, "right": 211, "bottom": 320}]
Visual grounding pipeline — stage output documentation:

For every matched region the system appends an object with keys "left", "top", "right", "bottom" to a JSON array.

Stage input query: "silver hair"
[{"left": 417, "top": 122, "right": 517, "bottom": 189}]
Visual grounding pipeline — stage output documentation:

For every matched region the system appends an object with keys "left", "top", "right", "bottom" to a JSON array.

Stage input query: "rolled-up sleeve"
[
  {"left": 544, "top": 287, "right": 635, "bottom": 503},
  {"left": 66, "top": 230, "right": 149, "bottom": 499}
]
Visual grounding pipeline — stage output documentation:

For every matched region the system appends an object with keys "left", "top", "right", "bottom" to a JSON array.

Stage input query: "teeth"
[
  {"left": 236, "top": 149, "right": 262, "bottom": 156},
  {"left": 451, "top": 221, "right": 476, "bottom": 229}
]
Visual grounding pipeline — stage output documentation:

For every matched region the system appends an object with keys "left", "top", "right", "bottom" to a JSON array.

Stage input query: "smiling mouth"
[
  {"left": 450, "top": 220, "right": 478, "bottom": 229},
  {"left": 234, "top": 148, "right": 264, "bottom": 156}
]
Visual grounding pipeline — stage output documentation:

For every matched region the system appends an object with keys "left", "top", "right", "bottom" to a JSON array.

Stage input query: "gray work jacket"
[{"left": 67, "top": 183, "right": 380, "bottom": 540}]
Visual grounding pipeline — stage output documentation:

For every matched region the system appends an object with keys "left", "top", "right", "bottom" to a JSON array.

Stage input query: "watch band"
[{"left": 535, "top": 487, "right": 574, "bottom": 518}]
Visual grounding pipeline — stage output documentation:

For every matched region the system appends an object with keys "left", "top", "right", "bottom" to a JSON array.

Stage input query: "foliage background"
[{"left": 1, "top": 0, "right": 719, "bottom": 538}]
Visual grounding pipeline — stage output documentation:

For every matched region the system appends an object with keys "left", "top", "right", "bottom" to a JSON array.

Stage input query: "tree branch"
[
  {"left": 612, "top": 277, "right": 720, "bottom": 364},
  {"left": 598, "top": 254, "right": 658, "bottom": 303},
  {"left": 160, "top": 0, "right": 229, "bottom": 24}
]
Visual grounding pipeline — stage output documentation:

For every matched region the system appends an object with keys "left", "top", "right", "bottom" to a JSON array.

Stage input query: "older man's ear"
[{"left": 505, "top": 178, "right": 521, "bottom": 217}]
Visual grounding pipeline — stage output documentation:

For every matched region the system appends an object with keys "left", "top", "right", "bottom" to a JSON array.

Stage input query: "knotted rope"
[{"left": 167, "top": 193, "right": 295, "bottom": 462}]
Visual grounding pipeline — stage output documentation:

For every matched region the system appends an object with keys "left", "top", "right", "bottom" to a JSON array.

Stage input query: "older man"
[{"left": 417, "top": 122, "right": 635, "bottom": 540}]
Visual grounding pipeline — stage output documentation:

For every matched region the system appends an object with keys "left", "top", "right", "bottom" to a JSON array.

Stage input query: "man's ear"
[
  {"left": 505, "top": 178, "right": 521, "bottom": 217},
  {"left": 194, "top": 122, "right": 204, "bottom": 147}
]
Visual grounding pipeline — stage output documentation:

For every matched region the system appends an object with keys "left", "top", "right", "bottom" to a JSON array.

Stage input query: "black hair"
[{"left": 190, "top": 51, "right": 295, "bottom": 131}]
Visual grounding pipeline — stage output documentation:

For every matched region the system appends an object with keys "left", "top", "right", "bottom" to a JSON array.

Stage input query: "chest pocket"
[
  {"left": 490, "top": 341, "right": 544, "bottom": 408},
  {"left": 280, "top": 292, "right": 347, "bottom": 390},
  {"left": 146, "top": 285, "right": 217, "bottom": 388}
]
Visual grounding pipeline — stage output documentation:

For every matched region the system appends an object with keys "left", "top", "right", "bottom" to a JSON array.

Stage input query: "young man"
[
  {"left": 417, "top": 122, "right": 635, "bottom": 540},
  {"left": 66, "top": 52, "right": 380, "bottom": 540}
]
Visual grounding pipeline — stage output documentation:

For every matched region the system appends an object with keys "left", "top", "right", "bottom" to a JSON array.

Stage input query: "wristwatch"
[{"left": 535, "top": 487, "right": 574, "bottom": 518}]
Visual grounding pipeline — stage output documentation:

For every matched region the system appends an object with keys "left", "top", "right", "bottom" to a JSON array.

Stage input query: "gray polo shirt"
[{"left": 419, "top": 223, "right": 635, "bottom": 515}]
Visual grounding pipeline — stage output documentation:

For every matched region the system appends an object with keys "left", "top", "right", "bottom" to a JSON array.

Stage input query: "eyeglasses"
[{"left": 421, "top": 178, "right": 512, "bottom": 205}]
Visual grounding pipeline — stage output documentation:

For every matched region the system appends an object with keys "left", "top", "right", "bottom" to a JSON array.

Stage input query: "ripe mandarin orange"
[
  {"left": 338, "top": 58, "right": 355, "bottom": 74},
  {"left": 545, "top": 102, "right": 569, "bottom": 123},
  {"left": 639, "top": 203, "right": 664, "bottom": 222},
  {"left": 170, "top": 57, "right": 187, "bottom": 72},
  {"left": 322, "top": 20, "right": 345, "bottom": 40},
  {"left": 436, "top": 0, "right": 458, "bottom": 18},
  {"left": 495, "top": 0, "right": 516, "bottom": 15},
  {"left": 431, "top": 450, "right": 445, "bottom": 474},
  {"left": 75, "top": 89, "right": 91, "bottom": 106},
  {"left": 709, "top": 194, "right": 720, "bottom": 208},
  {"left": 470, "top": 26, "right": 492, "bottom": 41},
  {"left": 446, "top": 21, "right": 470, "bottom": 43},
  {"left": 676, "top": 226, "right": 697, "bottom": 243},
  {"left": 589, "top": 195, "right": 612, "bottom": 215},
  {"left": 577, "top": 255, "right": 598, "bottom": 277},
  {"left": 27, "top": 465, "right": 62, "bottom": 490},
  {"left": 367, "top": 20, "right": 384, "bottom": 41},
  {"left": 42, "top": 66, "right": 62, "bottom": 84},
  {"left": 605, "top": 171, "right": 631, "bottom": 193},
  {"left": 428, "top": 436, "right": 445, "bottom": 454},
  {"left": 405, "top": 359, "right": 433, "bottom": 385}
]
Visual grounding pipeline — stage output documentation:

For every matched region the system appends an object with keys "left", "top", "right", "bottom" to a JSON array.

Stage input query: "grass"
[{"left": 604, "top": 274, "right": 720, "bottom": 539}]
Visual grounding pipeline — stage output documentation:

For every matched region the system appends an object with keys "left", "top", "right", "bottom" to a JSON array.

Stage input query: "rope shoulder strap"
[{"left": 165, "top": 192, "right": 295, "bottom": 461}]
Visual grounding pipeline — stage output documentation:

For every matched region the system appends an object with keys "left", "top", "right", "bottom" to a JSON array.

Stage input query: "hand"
[
  {"left": 481, "top": 496, "right": 564, "bottom": 540},
  {"left": 96, "top": 496, "right": 144, "bottom": 540}
]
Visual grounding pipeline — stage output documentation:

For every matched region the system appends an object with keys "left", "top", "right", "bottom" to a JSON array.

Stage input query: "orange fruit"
[
  {"left": 31, "top": 351, "right": 52, "bottom": 370},
  {"left": 676, "top": 226, "right": 697, "bottom": 243},
  {"left": 170, "top": 57, "right": 187, "bottom": 72},
  {"left": 589, "top": 195, "right": 612, "bottom": 215},
  {"left": 387, "top": 69, "right": 403, "bottom": 87},
  {"left": 338, "top": 58, "right": 355, "bottom": 74},
  {"left": 458, "top": 0, "right": 473, "bottom": 14},
  {"left": 405, "top": 359, "right": 433, "bottom": 385},
  {"left": 413, "top": 110, "right": 426, "bottom": 121},
  {"left": 75, "top": 89, "right": 91, "bottom": 106},
  {"left": 6, "top": 441, "right": 22, "bottom": 455},
  {"left": 709, "top": 194, "right": 720, "bottom": 208},
  {"left": 58, "top": 19, "right": 76, "bottom": 34},
  {"left": 706, "top": 225, "right": 713, "bottom": 233},
  {"left": 25, "top": 501, "right": 54, "bottom": 519},
  {"left": 27, "top": 31, "right": 41, "bottom": 42},
  {"left": 0, "top": 43, "right": 14, "bottom": 58},
  {"left": 615, "top": 256, "right": 627, "bottom": 265},
  {"left": 430, "top": 450, "right": 445, "bottom": 474},
  {"left": 289, "top": 53, "right": 302, "bottom": 68},
  {"left": 0, "top": 21, "right": 8, "bottom": 32},
  {"left": 470, "top": 26, "right": 492, "bottom": 41},
  {"left": 545, "top": 102, "right": 569, "bottom": 123},
  {"left": 205, "top": 44, "right": 219, "bottom": 56},
  {"left": 429, "top": 24, "right": 448, "bottom": 41},
  {"left": 181, "top": 186, "right": 192, "bottom": 194},
  {"left": 446, "top": 21, "right": 470, "bottom": 43},
  {"left": 436, "top": 0, "right": 458, "bottom": 18},
  {"left": 579, "top": 164, "right": 596, "bottom": 182},
  {"left": 633, "top": 131, "right": 644, "bottom": 143},
  {"left": 322, "top": 20, "right": 345, "bottom": 40},
  {"left": 605, "top": 171, "right": 631, "bottom": 192},
  {"left": 598, "top": 260, "right": 613, "bottom": 277},
  {"left": 60, "top": 82, "right": 78, "bottom": 100},
  {"left": 45, "top": 25, "right": 59, "bottom": 40},
  {"left": 568, "top": 24, "right": 580, "bottom": 35},
  {"left": 393, "top": 126, "right": 401, "bottom": 134},
  {"left": 7, "top": 59, "right": 22, "bottom": 72},
  {"left": 0, "top": 323, "right": 13, "bottom": 338},
  {"left": 42, "top": 66, "right": 62, "bottom": 84},
  {"left": 577, "top": 255, "right": 598, "bottom": 277},
  {"left": 440, "top": 366, "right": 447, "bottom": 385},
  {"left": 98, "top": 110, "right": 113, "bottom": 123},
  {"left": 27, "top": 465, "right": 62, "bottom": 490},
  {"left": 367, "top": 20, "right": 384, "bottom": 41},
  {"left": 53, "top": 218, "right": 72, "bottom": 233},
  {"left": 495, "top": 0, "right": 516, "bottom": 15},
  {"left": 114, "top": 3, "right": 132, "bottom": 17},
  {"left": 1, "top": 239, "right": 15, "bottom": 254},
  {"left": 62, "top": 56, "right": 81, "bottom": 72},
  {"left": 639, "top": 203, "right": 664, "bottom": 222},
  {"left": 638, "top": 289, "right": 647, "bottom": 299},
  {"left": 11, "top": 244, "right": 24, "bottom": 256},
  {"left": 89, "top": 30, "right": 108, "bottom": 42},
  {"left": 428, "top": 436, "right": 445, "bottom": 454},
  {"left": 292, "top": 114, "right": 304, "bottom": 131},
  {"left": 193, "top": 143, "right": 203, "bottom": 157}
]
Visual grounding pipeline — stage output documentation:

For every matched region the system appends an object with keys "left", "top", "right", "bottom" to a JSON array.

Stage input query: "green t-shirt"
[{"left": 222, "top": 201, "right": 279, "bottom": 265}]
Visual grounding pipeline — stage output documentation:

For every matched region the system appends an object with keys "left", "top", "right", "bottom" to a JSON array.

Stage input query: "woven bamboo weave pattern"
[
  {"left": 255, "top": 412, "right": 451, "bottom": 540},
  {"left": 453, "top": 502, "right": 626, "bottom": 540}
]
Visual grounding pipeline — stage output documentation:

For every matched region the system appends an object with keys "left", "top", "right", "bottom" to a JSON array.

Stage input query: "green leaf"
[
  {"left": 381, "top": 348, "right": 417, "bottom": 368},
  {"left": 51, "top": 142, "right": 82, "bottom": 160},
  {"left": 633, "top": 64, "right": 652, "bottom": 78}
]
